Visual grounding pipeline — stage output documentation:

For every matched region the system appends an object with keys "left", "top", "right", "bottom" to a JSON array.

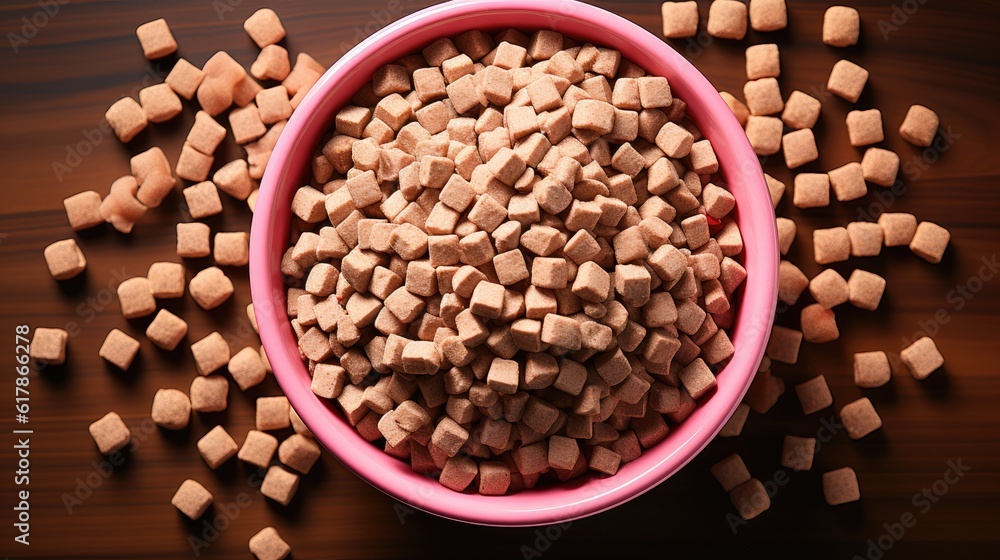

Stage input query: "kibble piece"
[
  {"left": 249, "top": 527, "right": 291, "bottom": 560},
  {"left": 810, "top": 269, "right": 849, "bottom": 308},
  {"left": 900, "top": 337, "right": 944, "bottom": 380},
  {"left": 148, "top": 262, "right": 185, "bottom": 300},
  {"left": 813, "top": 227, "right": 850, "bottom": 264},
  {"left": 823, "top": 6, "right": 860, "bottom": 47},
  {"left": 846, "top": 109, "right": 884, "bottom": 147},
  {"left": 661, "top": 2, "right": 700, "bottom": 38},
  {"left": 680, "top": 358, "right": 717, "bottom": 399},
  {"left": 278, "top": 434, "right": 322, "bottom": 474},
  {"left": 99, "top": 329, "right": 140, "bottom": 370},
  {"left": 781, "top": 436, "right": 815, "bottom": 471},
  {"left": 746, "top": 44, "right": 780, "bottom": 80},
  {"left": 588, "top": 446, "right": 622, "bottom": 475},
  {"left": 847, "top": 269, "right": 886, "bottom": 311},
  {"left": 117, "top": 277, "right": 156, "bottom": 319},
  {"left": 214, "top": 232, "right": 250, "bottom": 266},
  {"left": 183, "top": 181, "right": 223, "bottom": 219},
  {"left": 229, "top": 347, "right": 267, "bottom": 390},
  {"left": 749, "top": 0, "right": 787, "bottom": 31},
  {"left": 136, "top": 18, "right": 177, "bottom": 59},
  {"left": 166, "top": 58, "right": 204, "bottom": 100},
  {"left": 793, "top": 173, "right": 830, "bottom": 208},
  {"left": 801, "top": 303, "right": 839, "bottom": 343},
  {"left": 795, "top": 375, "right": 833, "bottom": 414},
  {"left": 176, "top": 222, "right": 211, "bottom": 258},
  {"left": 776, "top": 218, "right": 796, "bottom": 255},
  {"left": 198, "top": 426, "right": 239, "bottom": 470},
  {"left": 214, "top": 160, "right": 254, "bottom": 200},
  {"left": 257, "top": 396, "right": 291, "bottom": 431},
  {"left": 44, "top": 239, "right": 87, "bottom": 280},
  {"left": 239, "top": 430, "right": 279, "bottom": 469},
  {"left": 730, "top": 479, "right": 770, "bottom": 520},
  {"left": 191, "top": 332, "right": 230, "bottom": 375},
  {"left": 177, "top": 144, "right": 214, "bottom": 182},
  {"left": 106, "top": 97, "right": 147, "bottom": 142},
  {"left": 690, "top": 139, "right": 720, "bottom": 174},
  {"left": 440, "top": 455, "right": 478, "bottom": 491},
  {"left": 778, "top": 260, "right": 808, "bottom": 305},
  {"left": 745, "top": 116, "right": 783, "bottom": 156},
  {"left": 244, "top": 8, "right": 286, "bottom": 48},
  {"left": 189, "top": 267, "right": 234, "bottom": 310},
  {"left": 878, "top": 212, "right": 917, "bottom": 246},
  {"left": 711, "top": 453, "right": 751, "bottom": 491},
  {"left": 828, "top": 162, "right": 867, "bottom": 202},
  {"left": 146, "top": 309, "right": 188, "bottom": 351},
  {"left": 781, "top": 90, "right": 821, "bottom": 129},
  {"left": 766, "top": 325, "right": 802, "bottom": 364},
  {"left": 707, "top": 0, "right": 748, "bottom": 40},
  {"left": 846, "top": 222, "right": 882, "bottom": 257},
  {"left": 840, "top": 397, "right": 882, "bottom": 439},
  {"left": 171, "top": 479, "right": 213, "bottom": 519},
  {"left": 909, "top": 221, "right": 950, "bottom": 264},
  {"left": 230, "top": 103, "right": 267, "bottom": 144},
  {"left": 187, "top": 111, "right": 227, "bottom": 155},
  {"left": 899, "top": 105, "right": 939, "bottom": 147},
  {"left": 783, "top": 128, "right": 818, "bottom": 169},
  {"left": 827, "top": 59, "right": 869, "bottom": 103},
  {"left": 139, "top": 83, "right": 182, "bottom": 123},
  {"left": 261, "top": 466, "right": 300, "bottom": 506},
  {"left": 720, "top": 91, "right": 750, "bottom": 127},
  {"left": 823, "top": 467, "right": 860, "bottom": 505},
  {"left": 89, "top": 411, "right": 131, "bottom": 454},
  {"left": 854, "top": 351, "right": 891, "bottom": 388},
  {"left": 151, "top": 388, "right": 191, "bottom": 430},
  {"left": 63, "top": 191, "right": 104, "bottom": 231},
  {"left": 191, "top": 375, "right": 229, "bottom": 413},
  {"left": 744, "top": 78, "right": 783, "bottom": 116},
  {"left": 29, "top": 327, "right": 68, "bottom": 365}
]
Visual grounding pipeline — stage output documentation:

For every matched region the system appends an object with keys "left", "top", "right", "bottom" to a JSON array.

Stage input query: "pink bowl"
[{"left": 251, "top": 0, "right": 778, "bottom": 527}]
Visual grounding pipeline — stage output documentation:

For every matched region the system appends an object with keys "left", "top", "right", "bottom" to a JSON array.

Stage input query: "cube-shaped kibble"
[
  {"left": 151, "top": 388, "right": 191, "bottom": 430},
  {"left": 745, "top": 116, "right": 783, "bottom": 156},
  {"left": 190, "top": 375, "right": 229, "bottom": 412},
  {"left": 795, "top": 375, "right": 833, "bottom": 414},
  {"left": 229, "top": 347, "right": 267, "bottom": 390},
  {"left": 801, "top": 303, "right": 839, "bottom": 343},
  {"left": 148, "top": 262, "right": 185, "bottom": 299},
  {"left": 64, "top": 191, "right": 104, "bottom": 231},
  {"left": 781, "top": 90, "right": 821, "bottom": 130},
  {"left": 829, "top": 162, "right": 867, "bottom": 202},
  {"left": 783, "top": 128, "right": 818, "bottom": 169},
  {"left": 136, "top": 18, "right": 177, "bottom": 59},
  {"left": 661, "top": 1, "right": 699, "bottom": 38},
  {"left": 251, "top": 44, "right": 291, "bottom": 82},
  {"left": 145, "top": 309, "right": 188, "bottom": 351},
  {"left": 238, "top": 430, "right": 279, "bottom": 469},
  {"left": 257, "top": 396, "right": 291, "bottom": 431},
  {"left": 846, "top": 222, "right": 882, "bottom": 257},
  {"left": 139, "top": 83, "right": 182, "bottom": 123},
  {"left": 711, "top": 453, "right": 751, "bottom": 491},
  {"left": 106, "top": 97, "right": 147, "bottom": 143},
  {"left": 89, "top": 411, "right": 131, "bottom": 454},
  {"left": 257, "top": 86, "right": 293, "bottom": 125},
  {"left": 183, "top": 181, "right": 223, "bottom": 219},
  {"left": 781, "top": 436, "right": 815, "bottom": 471},
  {"left": 778, "top": 260, "right": 808, "bottom": 305},
  {"left": 878, "top": 212, "right": 917, "bottom": 247},
  {"left": 249, "top": 527, "right": 291, "bottom": 560},
  {"left": 439, "top": 455, "right": 478, "bottom": 491},
  {"left": 765, "top": 324, "right": 802, "bottom": 364},
  {"left": 813, "top": 227, "right": 851, "bottom": 264},
  {"left": 99, "top": 329, "right": 140, "bottom": 370},
  {"left": 707, "top": 0, "right": 748, "bottom": 40},
  {"left": 823, "top": 467, "right": 860, "bottom": 505},
  {"left": 719, "top": 402, "right": 750, "bottom": 437},
  {"left": 776, "top": 218, "right": 796, "bottom": 255},
  {"left": 191, "top": 332, "right": 230, "bottom": 375},
  {"left": 244, "top": 8, "right": 286, "bottom": 48},
  {"left": 176, "top": 222, "right": 211, "bottom": 258},
  {"left": 900, "top": 336, "right": 944, "bottom": 380},
  {"left": 766, "top": 173, "right": 785, "bottom": 207},
  {"left": 214, "top": 232, "right": 250, "bottom": 267},
  {"left": 680, "top": 358, "right": 717, "bottom": 399},
  {"left": 823, "top": 6, "right": 860, "bottom": 47},
  {"left": 749, "top": 0, "right": 787, "bottom": 31},
  {"left": 278, "top": 434, "right": 321, "bottom": 474},
  {"left": 792, "top": 173, "right": 830, "bottom": 209},
  {"left": 214, "top": 159, "right": 254, "bottom": 200},
  {"left": 166, "top": 58, "right": 204, "bottom": 100},
  {"left": 899, "top": 105, "right": 939, "bottom": 147},
  {"left": 29, "top": 327, "right": 68, "bottom": 365},
  {"left": 117, "top": 277, "right": 156, "bottom": 319},
  {"left": 187, "top": 112, "right": 227, "bottom": 155},
  {"left": 171, "top": 479, "right": 213, "bottom": 520},
  {"left": 44, "top": 239, "right": 87, "bottom": 280},
  {"left": 909, "top": 221, "right": 950, "bottom": 264},
  {"left": 197, "top": 425, "right": 239, "bottom": 469},
  {"left": 189, "top": 267, "right": 234, "bottom": 310},
  {"left": 846, "top": 109, "right": 883, "bottom": 147},
  {"left": 809, "top": 269, "right": 849, "bottom": 308},
  {"left": 827, "top": 59, "right": 869, "bottom": 103},
  {"left": 744, "top": 77, "right": 783, "bottom": 116},
  {"left": 746, "top": 44, "right": 780, "bottom": 80},
  {"left": 854, "top": 351, "right": 891, "bottom": 388},
  {"left": 177, "top": 144, "right": 214, "bottom": 182},
  {"left": 261, "top": 465, "right": 299, "bottom": 505},
  {"left": 588, "top": 446, "right": 622, "bottom": 475},
  {"left": 229, "top": 104, "right": 267, "bottom": 144},
  {"left": 847, "top": 269, "right": 886, "bottom": 311},
  {"left": 730, "top": 478, "right": 770, "bottom": 520},
  {"left": 840, "top": 397, "right": 882, "bottom": 439}
]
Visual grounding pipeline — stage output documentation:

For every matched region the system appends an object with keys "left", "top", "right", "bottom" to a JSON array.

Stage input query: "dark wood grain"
[{"left": 1, "top": 0, "right": 999, "bottom": 558}]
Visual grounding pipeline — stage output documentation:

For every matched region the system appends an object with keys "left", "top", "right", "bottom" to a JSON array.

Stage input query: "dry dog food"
[
  {"left": 780, "top": 435, "right": 815, "bottom": 471},
  {"left": 661, "top": 2, "right": 700, "bottom": 38},
  {"left": 197, "top": 425, "right": 239, "bottom": 469},
  {"left": 749, "top": 0, "right": 787, "bottom": 32},
  {"left": 281, "top": 29, "right": 748, "bottom": 494},
  {"left": 151, "top": 388, "right": 191, "bottom": 430},
  {"left": 900, "top": 336, "right": 943, "bottom": 380},
  {"left": 171, "top": 479, "right": 213, "bottom": 519},
  {"left": 44, "top": 239, "right": 87, "bottom": 280},
  {"left": 827, "top": 59, "right": 869, "bottom": 103},
  {"left": 899, "top": 104, "right": 939, "bottom": 147},
  {"left": 135, "top": 18, "right": 177, "bottom": 59},
  {"left": 146, "top": 309, "right": 188, "bottom": 351},
  {"left": 99, "top": 329, "right": 140, "bottom": 371},
  {"left": 795, "top": 375, "right": 833, "bottom": 414},
  {"left": 853, "top": 350, "right": 891, "bottom": 388},
  {"left": 190, "top": 375, "right": 229, "bottom": 413},
  {"left": 249, "top": 527, "right": 291, "bottom": 560},
  {"left": 822, "top": 467, "right": 860, "bottom": 505},
  {"left": 822, "top": 6, "right": 860, "bottom": 47},
  {"left": 839, "top": 397, "right": 882, "bottom": 439},
  {"left": 89, "top": 411, "right": 132, "bottom": 455},
  {"left": 707, "top": 1, "right": 749, "bottom": 40},
  {"left": 29, "top": 327, "right": 68, "bottom": 365}
]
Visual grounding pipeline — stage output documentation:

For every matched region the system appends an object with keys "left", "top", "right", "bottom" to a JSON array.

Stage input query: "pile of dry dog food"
[{"left": 29, "top": 1, "right": 950, "bottom": 556}]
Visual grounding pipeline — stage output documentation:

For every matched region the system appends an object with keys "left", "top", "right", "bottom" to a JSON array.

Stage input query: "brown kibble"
[
  {"left": 746, "top": 44, "right": 780, "bottom": 80},
  {"left": 823, "top": 6, "right": 860, "bottom": 47},
  {"left": 183, "top": 181, "right": 223, "bottom": 219},
  {"left": 745, "top": 116, "right": 783, "bottom": 156},
  {"left": 827, "top": 59, "right": 869, "bottom": 103},
  {"left": 900, "top": 336, "right": 944, "bottom": 380},
  {"left": 823, "top": 467, "right": 860, "bottom": 505},
  {"left": 177, "top": 144, "right": 214, "bottom": 182},
  {"left": 766, "top": 325, "right": 802, "bottom": 364},
  {"left": 810, "top": 268, "right": 849, "bottom": 308},
  {"left": 214, "top": 232, "right": 250, "bottom": 267},
  {"left": 781, "top": 436, "right": 815, "bottom": 471},
  {"left": 278, "top": 434, "right": 322, "bottom": 474},
  {"left": 166, "top": 58, "right": 204, "bottom": 100},
  {"left": 64, "top": 191, "right": 104, "bottom": 231},
  {"left": 139, "top": 83, "right": 182, "bottom": 123},
  {"left": 730, "top": 478, "right": 770, "bottom": 520},
  {"left": 878, "top": 212, "right": 917, "bottom": 247},
  {"left": 813, "top": 227, "right": 851, "bottom": 264},
  {"left": 176, "top": 222, "right": 210, "bottom": 258},
  {"left": 801, "top": 303, "right": 839, "bottom": 343},
  {"left": 840, "top": 397, "right": 882, "bottom": 439},
  {"left": 829, "top": 162, "right": 867, "bottom": 202},
  {"left": 782, "top": 128, "right": 818, "bottom": 169},
  {"left": 249, "top": 527, "right": 291, "bottom": 560},
  {"left": 189, "top": 267, "right": 234, "bottom": 310},
  {"left": 151, "top": 388, "right": 190, "bottom": 430},
  {"left": 44, "top": 239, "right": 87, "bottom": 280},
  {"left": 106, "top": 97, "right": 147, "bottom": 143},
  {"left": 661, "top": 2, "right": 700, "bottom": 38},
  {"left": 191, "top": 332, "right": 230, "bottom": 375},
  {"left": 776, "top": 218, "right": 796, "bottom": 255},
  {"left": 718, "top": 403, "right": 750, "bottom": 437},
  {"left": 257, "top": 396, "right": 291, "bottom": 431},
  {"left": 187, "top": 111, "right": 227, "bottom": 155},
  {"left": 99, "top": 329, "right": 140, "bottom": 370},
  {"left": 778, "top": 260, "right": 808, "bottom": 305},
  {"left": 190, "top": 375, "right": 229, "bottom": 412},
  {"left": 29, "top": 327, "right": 68, "bottom": 365},
  {"left": 854, "top": 351, "right": 891, "bottom": 388},
  {"left": 711, "top": 453, "right": 751, "bottom": 491},
  {"left": 792, "top": 173, "right": 830, "bottom": 209},
  {"left": 244, "top": 8, "right": 286, "bottom": 48},
  {"left": 795, "top": 375, "right": 833, "bottom": 415},
  {"left": 171, "top": 479, "right": 213, "bottom": 519},
  {"left": 781, "top": 90, "right": 821, "bottom": 129},
  {"left": 707, "top": 0, "right": 748, "bottom": 40},
  {"left": 230, "top": 103, "right": 267, "bottom": 144},
  {"left": 261, "top": 466, "right": 299, "bottom": 506},
  {"left": 239, "top": 430, "right": 279, "bottom": 469},
  {"left": 117, "top": 277, "right": 156, "bottom": 319},
  {"left": 909, "top": 221, "right": 950, "bottom": 264},
  {"left": 744, "top": 77, "right": 783, "bottom": 116},
  {"left": 846, "top": 109, "right": 884, "bottom": 147},
  {"left": 847, "top": 221, "right": 882, "bottom": 257},
  {"left": 439, "top": 455, "right": 478, "bottom": 491},
  {"left": 229, "top": 347, "right": 267, "bottom": 390},
  {"left": 899, "top": 105, "right": 939, "bottom": 147},
  {"left": 145, "top": 309, "right": 188, "bottom": 351},
  {"left": 847, "top": 269, "right": 886, "bottom": 311},
  {"left": 136, "top": 18, "right": 177, "bottom": 59},
  {"left": 89, "top": 411, "right": 132, "bottom": 454},
  {"left": 749, "top": 0, "right": 787, "bottom": 31}
]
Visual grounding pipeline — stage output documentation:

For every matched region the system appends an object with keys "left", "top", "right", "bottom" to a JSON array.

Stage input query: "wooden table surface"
[{"left": 1, "top": 0, "right": 998, "bottom": 558}]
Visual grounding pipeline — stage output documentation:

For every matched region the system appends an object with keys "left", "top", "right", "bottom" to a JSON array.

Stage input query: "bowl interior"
[{"left": 250, "top": 0, "right": 778, "bottom": 527}]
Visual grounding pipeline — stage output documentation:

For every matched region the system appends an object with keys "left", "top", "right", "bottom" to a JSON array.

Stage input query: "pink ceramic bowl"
[{"left": 250, "top": 0, "right": 778, "bottom": 527}]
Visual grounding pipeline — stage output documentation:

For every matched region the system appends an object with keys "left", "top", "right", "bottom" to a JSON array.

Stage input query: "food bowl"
[{"left": 250, "top": 0, "right": 778, "bottom": 527}]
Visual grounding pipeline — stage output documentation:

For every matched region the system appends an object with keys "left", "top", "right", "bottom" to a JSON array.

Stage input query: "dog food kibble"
[
  {"left": 745, "top": 116, "right": 783, "bottom": 156},
  {"left": 99, "top": 329, "right": 140, "bottom": 371},
  {"left": 117, "top": 277, "right": 156, "bottom": 319},
  {"left": 189, "top": 267, "right": 235, "bottom": 309},
  {"left": 135, "top": 18, "right": 177, "bottom": 59},
  {"left": 106, "top": 97, "right": 148, "bottom": 143},
  {"left": 661, "top": 2, "right": 700, "bottom": 38},
  {"left": 166, "top": 58, "right": 204, "bottom": 100},
  {"left": 730, "top": 478, "right": 770, "bottom": 519},
  {"left": 183, "top": 181, "right": 224, "bottom": 219},
  {"left": 839, "top": 397, "right": 883, "bottom": 439},
  {"left": 719, "top": 403, "right": 750, "bottom": 437},
  {"left": 239, "top": 430, "right": 279, "bottom": 469},
  {"left": 846, "top": 221, "right": 882, "bottom": 257},
  {"left": 278, "top": 434, "right": 322, "bottom": 474},
  {"left": 778, "top": 260, "right": 808, "bottom": 305},
  {"left": 214, "top": 232, "right": 250, "bottom": 266},
  {"left": 822, "top": 6, "right": 860, "bottom": 47},
  {"left": 151, "top": 388, "right": 191, "bottom": 430},
  {"left": 198, "top": 425, "right": 239, "bottom": 469},
  {"left": 878, "top": 212, "right": 917, "bottom": 246},
  {"left": 244, "top": 9, "right": 286, "bottom": 48},
  {"left": 813, "top": 227, "right": 851, "bottom": 264},
  {"left": 29, "top": 327, "right": 68, "bottom": 365},
  {"left": 261, "top": 465, "right": 300, "bottom": 505},
  {"left": 846, "top": 109, "right": 884, "bottom": 147},
  {"left": 828, "top": 162, "right": 867, "bottom": 202},
  {"left": 899, "top": 104, "right": 939, "bottom": 147},
  {"left": 146, "top": 309, "right": 188, "bottom": 351},
  {"left": 708, "top": 1, "right": 749, "bottom": 40},
  {"left": 148, "top": 262, "right": 186, "bottom": 299},
  {"left": 782, "top": 128, "right": 818, "bottom": 169},
  {"left": 792, "top": 173, "right": 830, "bottom": 209},
  {"left": 190, "top": 375, "right": 229, "bottom": 413},
  {"left": 171, "top": 479, "right": 213, "bottom": 519},
  {"left": 827, "top": 59, "right": 869, "bottom": 103},
  {"left": 781, "top": 90, "right": 821, "bottom": 130},
  {"left": 776, "top": 218, "right": 796, "bottom": 255},
  {"left": 44, "top": 239, "right": 87, "bottom": 280},
  {"left": 801, "top": 304, "right": 839, "bottom": 343},
  {"left": 191, "top": 332, "right": 231, "bottom": 375},
  {"left": 909, "top": 221, "right": 951, "bottom": 263},
  {"left": 746, "top": 44, "right": 780, "bottom": 80},
  {"left": 809, "top": 269, "right": 849, "bottom": 308},
  {"left": 795, "top": 375, "right": 833, "bottom": 414},
  {"left": 749, "top": 0, "right": 787, "bottom": 31},
  {"left": 744, "top": 78, "right": 783, "bottom": 116},
  {"left": 823, "top": 467, "right": 860, "bottom": 505},
  {"left": 854, "top": 350, "right": 891, "bottom": 388},
  {"left": 229, "top": 347, "right": 268, "bottom": 390},
  {"left": 781, "top": 435, "right": 815, "bottom": 471},
  {"left": 847, "top": 269, "right": 886, "bottom": 310},
  {"left": 257, "top": 396, "right": 291, "bottom": 431},
  {"left": 177, "top": 222, "right": 212, "bottom": 258},
  {"left": 711, "top": 453, "right": 751, "bottom": 491},
  {"left": 766, "top": 325, "right": 802, "bottom": 364},
  {"left": 64, "top": 191, "right": 105, "bottom": 231},
  {"left": 862, "top": 146, "right": 902, "bottom": 187},
  {"left": 89, "top": 412, "right": 132, "bottom": 455},
  {"left": 249, "top": 527, "right": 291, "bottom": 560},
  {"left": 139, "top": 83, "right": 182, "bottom": 123},
  {"left": 900, "top": 336, "right": 944, "bottom": 380}
]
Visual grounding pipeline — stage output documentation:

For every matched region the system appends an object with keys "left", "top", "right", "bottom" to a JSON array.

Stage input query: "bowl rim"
[{"left": 251, "top": 0, "right": 778, "bottom": 527}]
